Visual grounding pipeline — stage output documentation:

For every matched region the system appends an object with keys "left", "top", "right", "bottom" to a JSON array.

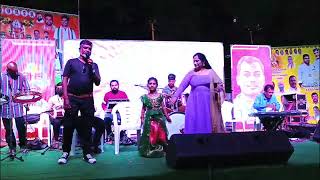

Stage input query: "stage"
[{"left": 0, "top": 139, "right": 319, "bottom": 180}]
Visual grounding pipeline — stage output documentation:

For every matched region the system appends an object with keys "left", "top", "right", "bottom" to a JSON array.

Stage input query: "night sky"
[{"left": 3, "top": 0, "right": 320, "bottom": 48}]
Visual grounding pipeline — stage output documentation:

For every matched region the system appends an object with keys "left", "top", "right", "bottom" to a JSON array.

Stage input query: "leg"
[
  {"left": 50, "top": 118, "right": 61, "bottom": 141},
  {"left": 61, "top": 109, "right": 77, "bottom": 153},
  {"left": 2, "top": 118, "right": 16, "bottom": 150},
  {"left": 14, "top": 117, "right": 27, "bottom": 148},
  {"left": 92, "top": 117, "right": 104, "bottom": 147},
  {"left": 104, "top": 113, "right": 113, "bottom": 136},
  {"left": 78, "top": 98, "right": 95, "bottom": 156}
]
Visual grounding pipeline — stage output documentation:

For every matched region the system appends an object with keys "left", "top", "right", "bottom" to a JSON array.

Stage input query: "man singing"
[{"left": 57, "top": 40, "right": 101, "bottom": 165}]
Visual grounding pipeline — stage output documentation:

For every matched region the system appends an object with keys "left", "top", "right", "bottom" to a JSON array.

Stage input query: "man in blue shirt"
[
  {"left": 253, "top": 84, "right": 281, "bottom": 131},
  {"left": 253, "top": 84, "right": 280, "bottom": 112}
]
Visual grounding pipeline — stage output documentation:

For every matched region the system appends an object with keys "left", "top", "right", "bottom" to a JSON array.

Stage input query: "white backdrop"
[{"left": 64, "top": 40, "right": 224, "bottom": 114}]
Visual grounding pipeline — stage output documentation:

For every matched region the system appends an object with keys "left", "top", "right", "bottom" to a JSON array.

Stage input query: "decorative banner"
[
  {"left": 231, "top": 45, "right": 272, "bottom": 129},
  {"left": 64, "top": 40, "right": 225, "bottom": 116},
  {"left": 1, "top": 39, "right": 56, "bottom": 103},
  {"left": 271, "top": 45, "right": 320, "bottom": 119},
  {"left": 0, "top": 5, "right": 80, "bottom": 83}
]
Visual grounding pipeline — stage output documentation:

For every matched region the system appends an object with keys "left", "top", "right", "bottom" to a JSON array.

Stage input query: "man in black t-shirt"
[{"left": 57, "top": 40, "right": 101, "bottom": 165}]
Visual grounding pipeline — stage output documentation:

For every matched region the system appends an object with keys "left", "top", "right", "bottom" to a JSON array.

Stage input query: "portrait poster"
[
  {"left": 0, "top": 5, "right": 80, "bottom": 83},
  {"left": 231, "top": 45, "right": 272, "bottom": 129},
  {"left": 271, "top": 45, "right": 320, "bottom": 118}
]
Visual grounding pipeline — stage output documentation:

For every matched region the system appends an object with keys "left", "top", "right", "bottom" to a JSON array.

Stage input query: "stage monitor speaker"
[
  {"left": 312, "top": 121, "right": 320, "bottom": 142},
  {"left": 166, "top": 131, "right": 294, "bottom": 168}
]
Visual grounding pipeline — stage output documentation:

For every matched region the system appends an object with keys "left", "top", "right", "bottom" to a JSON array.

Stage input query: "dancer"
[{"left": 139, "top": 77, "right": 171, "bottom": 158}]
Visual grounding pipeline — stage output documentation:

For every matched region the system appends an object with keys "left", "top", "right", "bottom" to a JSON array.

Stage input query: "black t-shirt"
[{"left": 63, "top": 58, "right": 100, "bottom": 95}]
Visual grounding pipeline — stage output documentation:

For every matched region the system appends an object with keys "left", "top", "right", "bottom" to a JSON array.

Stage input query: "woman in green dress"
[{"left": 139, "top": 77, "right": 171, "bottom": 158}]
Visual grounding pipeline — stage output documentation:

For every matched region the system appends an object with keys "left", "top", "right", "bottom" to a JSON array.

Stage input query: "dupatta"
[{"left": 209, "top": 69, "right": 226, "bottom": 133}]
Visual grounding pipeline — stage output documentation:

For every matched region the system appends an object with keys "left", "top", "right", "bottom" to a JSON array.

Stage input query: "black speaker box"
[
  {"left": 166, "top": 131, "right": 294, "bottom": 168},
  {"left": 312, "top": 121, "right": 320, "bottom": 142}
]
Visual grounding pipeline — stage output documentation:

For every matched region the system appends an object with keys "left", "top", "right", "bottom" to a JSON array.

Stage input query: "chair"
[
  {"left": 112, "top": 101, "right": 141, "bottom": 155},
  {"left": 221, "top": 101, "right": 246, "bottom": 132}
]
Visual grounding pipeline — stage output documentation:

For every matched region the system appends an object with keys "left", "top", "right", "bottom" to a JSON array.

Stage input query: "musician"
[
  {"left": 47, "top": 82, "right": 64, "bottom": 149},
  {"left": 253, "top": 84, "right": 280, "bottom": 112},
  {"left": 253, "top": 84, "right": 280, "bottom": 131},
  {"left": 58, "top": 40, "right": 101, "bottom": 165},
  {"left": 162, "top": 74, "right": 178, "bottom": 111},
  {"left": 101, "top": 80, "right": 129, "bottom": 143},
  {"left": 0, "top": 61, "right": 30, "bottom": 155}
]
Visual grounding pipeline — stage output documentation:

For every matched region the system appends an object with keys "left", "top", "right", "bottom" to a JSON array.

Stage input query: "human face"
[
  {"left": 79, "top": 44, "right": 92, "bottom": 58},
  {"left": 236, "top": 61, "right": 265, "bottom": 97},
  {"left": 45, "top": 16, "right": 53, "bottom": 26},
  {"left": 264, "top": 88, "right": 274, "bottom": 99},
  {"left": 61, "top": 17, "right": 69, "bottom": 27},
  {"left": 110, "top": 82, "right": 119, "bottom": 92},
  {"left": 288, "top": 56, "right": 293, "bottom": 64},
  {"left": 289, "top": 76, "right": 297, "bottom": 88},
  {"left": 34, "top": 30, "right": 40, "bottom": 39},
  {"left": 168, "top": 80, "right": 175, "bottom": 88},
  {"left": 193, "top": 55, "right": 204, "bottom": 71},
  {"left": 303, "top": 55, "right": 310, "bottom": 65},
  {"left": 312, "top": 94, "right": 319, "bottom": 104},
  {"left": 314, "top": 49, "right": 319, "bottom": 58},
  {"left": 147, "top": 79, "right": 158, "bottom": 92}
]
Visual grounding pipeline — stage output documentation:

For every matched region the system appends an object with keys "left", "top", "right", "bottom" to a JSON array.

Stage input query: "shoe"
[
  {"left": 58, "top": 152, "right": 69, "bottom": 164},
  {"left": 92, "top": 146, "right": 102, "bottom": 154},
  {"left": 52, "top": 140, "right": 59, "bottom": 149},
  {"left": 83, "top": 154, "right": 96, "bottom": 164}
]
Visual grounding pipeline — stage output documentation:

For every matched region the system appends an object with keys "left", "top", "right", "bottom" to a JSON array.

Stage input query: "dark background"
[{"left": 2, "top": 0, "right": 320, "bottom": 92}]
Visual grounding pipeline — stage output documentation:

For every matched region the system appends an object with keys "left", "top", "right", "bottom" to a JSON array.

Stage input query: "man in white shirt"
[
  {"left": 47, "top": 82, "right": 64, "bottom": 148},
  {"left": 287, "top": 75, "right": 300, "bottom": 93},
  {"left": 298, "top": 54, "right": 317, "bottom": 87},
  {"left": 54, "top": 15, "right": 77, "bottom": 69}
]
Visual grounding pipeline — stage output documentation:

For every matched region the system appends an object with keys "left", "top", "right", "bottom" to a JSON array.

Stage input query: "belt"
[{"left": 68, "top": 93, "right": 93, "bottom": 99}]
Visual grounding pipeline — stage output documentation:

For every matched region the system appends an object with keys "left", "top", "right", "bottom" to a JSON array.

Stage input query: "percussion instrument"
[
  {"left": 13, "top": 91, "right": 42, "bottom": 104},
  {"left": 0, "top": 94, "right": 9, "bottom": 105},
  {"left": 24, "top": 114, "right": 40, "bottom": 124},
  {"left": 166, "top": 112, "right": 185, "bottom": 138}
]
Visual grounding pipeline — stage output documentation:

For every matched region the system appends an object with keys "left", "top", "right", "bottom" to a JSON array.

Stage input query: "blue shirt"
[{"left": 253, "top": 93, "right": 280, "bottom": 112}]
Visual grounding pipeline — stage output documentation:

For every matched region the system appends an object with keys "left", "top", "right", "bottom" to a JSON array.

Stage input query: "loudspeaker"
[
  {"left": 166, "top": 131, "right": 294, "bottom": 168},
  {"left": 312, "top": 121, "right": 320, "bottom": 142}
]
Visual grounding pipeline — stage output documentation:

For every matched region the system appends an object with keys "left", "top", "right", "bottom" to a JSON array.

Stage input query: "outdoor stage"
[{"left": 0, "top": 139, "right": 319, "bottom": 180}]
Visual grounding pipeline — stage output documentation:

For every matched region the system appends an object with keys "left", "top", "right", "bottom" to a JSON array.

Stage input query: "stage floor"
[{"left": 1, "top": 139, "right": 319, "bottom": 180}]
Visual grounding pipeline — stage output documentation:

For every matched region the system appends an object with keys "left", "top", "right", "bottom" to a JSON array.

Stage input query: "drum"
[
  {"left": 24, "top": 114, "right": 40, "bottom": 124},
  {"left": 13, "top": 91, "right": 42, "bottom": 104},
  {"left": 166, "top": 112, "right": 185, "bottom": 139},
  {"left": 0, "top": 94, "right": 9, "bottom": 105}
]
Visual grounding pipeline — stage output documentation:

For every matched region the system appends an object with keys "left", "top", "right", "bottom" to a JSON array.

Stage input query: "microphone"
[{"left": 84, "top": 52, "right": 91, "bottom": 61}]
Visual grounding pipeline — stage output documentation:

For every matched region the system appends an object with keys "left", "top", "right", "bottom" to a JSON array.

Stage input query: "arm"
[
  {"left": 271, "top": 95, "right": 281, "bottom": 111},
  {"left": 91, "top": 63, "right": 101, "bottom": 86},
  {"left": 253, "top": 95, "right": 266, "bottom": 112},
  {"left": 162, "top": 101, "right": 171, "bottom": 122},
  {"left": 102, "top": 93, "right": 109, "bottom": 111},
  {"left": 140, "top": 105, "right": 146, "bottom": 124},
  {"left": 62, "top": 76, "right": 71, "bottom": 109},
  {"left": 173, "top": 70, "right": 193, "bottom": 98}
]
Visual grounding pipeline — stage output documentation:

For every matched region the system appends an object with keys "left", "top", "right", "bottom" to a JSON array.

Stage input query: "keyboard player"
[
  {"left": 101, "top": 80, "right": 129, "bottom": 143},
  {"left": 253, "top": 84, "right": 281, "bottom": 130}
]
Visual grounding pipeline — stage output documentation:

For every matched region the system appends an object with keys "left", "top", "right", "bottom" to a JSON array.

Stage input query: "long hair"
[{"left": 193, "top": 52, "right": 212, "bottom": 69}]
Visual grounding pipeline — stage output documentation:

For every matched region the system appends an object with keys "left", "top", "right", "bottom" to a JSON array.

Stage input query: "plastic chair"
[
  {"left": 221, "top": 101, "right": 246, "bottom": 132},
  {"left": 112, "top": 101, "right": 141, "bottom": 155}
]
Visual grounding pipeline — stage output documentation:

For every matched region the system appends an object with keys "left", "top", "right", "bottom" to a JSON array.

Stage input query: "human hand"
[
  {"left": 167, "top": 116, "right": 172, "bottom": 123},
  {"left": 171, "top": 97, "right": 177, "bottom": 105},
  {"left": 63, "top": 98, "right": 71, "bottom": 110}
]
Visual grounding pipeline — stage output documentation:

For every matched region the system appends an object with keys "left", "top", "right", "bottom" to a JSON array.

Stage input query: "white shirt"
[
  {"left": 298, "top": 63, "right": 317, "bottom": 87},
  {"left": 47, "top": 95, "right": 64, "bottom": 118}
]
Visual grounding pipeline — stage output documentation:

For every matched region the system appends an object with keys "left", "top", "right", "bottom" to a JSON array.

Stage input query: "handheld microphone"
[{"left": 84, "top": 52, "right": 91, "bottom": 61}]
